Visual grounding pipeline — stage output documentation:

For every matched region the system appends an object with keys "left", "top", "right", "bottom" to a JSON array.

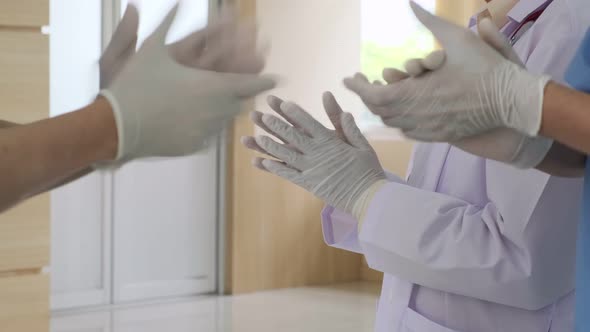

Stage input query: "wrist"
[
  {"left": 353, "top": 180, "right": 388, "bottom": 230},
  {"left": 539, "top": 81, "right": 560, "bottom": 137},
  {"left": 90, "top": 96, "right": 119, "bottom": 161},
  {"left": 509, "top": 66, "right": 550, "bottom": 136}
]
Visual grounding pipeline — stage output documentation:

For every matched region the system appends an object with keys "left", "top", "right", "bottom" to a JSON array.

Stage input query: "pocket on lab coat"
[{"left": 401, "top": 307, "right": 465, "bottom": 332}]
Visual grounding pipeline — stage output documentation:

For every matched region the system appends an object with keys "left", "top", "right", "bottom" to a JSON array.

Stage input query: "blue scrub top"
[
  {"left": 578, "top": 165, "right": 590, "bottom": 332},
  {"left": 565, "top": 28, "right": 590, "bottom": 332}
]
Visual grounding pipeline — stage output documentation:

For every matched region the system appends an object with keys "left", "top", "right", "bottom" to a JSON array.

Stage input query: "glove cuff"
[
  {"left": 352, "top": 179, "right": 388, "bottom": 226},
  {"left": 511, "top": 136, "right": 553, "bottom": 169},
  {"left": 99, "top": 89, "right": 127, "bottom": 161},
  {"left": 511, "top": 69, "right": 551, "bottom": 136}
]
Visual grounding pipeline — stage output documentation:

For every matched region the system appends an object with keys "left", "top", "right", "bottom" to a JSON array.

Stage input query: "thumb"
[
  {"left": 478, "top": 18, "right": 523, "bottom": 65},
  {"left": 150, "top": 3, "right": 180, "bottom": 44},
  {"left": 341, "top": 113, "right": 371, "bottom": 150},
  {"left": 410, "top": 1, "right": 468, "bottom": 49},
  {"left": 230, "top": 74, "right": 277, "bottom": 98},
  {"left": 102, "top": 4, "right": 139, "bottom": 60}
]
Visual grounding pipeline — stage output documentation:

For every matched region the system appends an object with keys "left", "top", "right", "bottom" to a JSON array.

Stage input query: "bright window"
[{"left": 360, "top": 0, "right": 436, "bottom": 132}]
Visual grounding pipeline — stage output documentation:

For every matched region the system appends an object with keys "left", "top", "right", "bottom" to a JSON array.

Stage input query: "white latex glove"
[
  {"left": 100, "top": 6, "right": 266, "bottom": 90},
  {"left": 99, "top": 5, "right": 140, "bottom": 89},
  {"left": 379, "top": 21, "right": 553, "bottom": 168},
  {"left": 100, "top": 5, "right": 276, "bottom": 160},
  {"left": 241, "top": 93, "right": 387, "bottom": 217},
  {"left": 344, "top": 1, "right": 551, "bottom": 141}
]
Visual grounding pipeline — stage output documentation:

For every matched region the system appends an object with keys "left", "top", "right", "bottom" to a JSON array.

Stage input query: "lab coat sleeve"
[
  {"left": 321, "top": 171, "right": 405, "bottom": 254},
  {"left": 359, "top": 177, "right": 541, "bottom": 310}
]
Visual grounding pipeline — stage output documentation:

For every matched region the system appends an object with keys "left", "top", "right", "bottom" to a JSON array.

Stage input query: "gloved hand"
[
  {"left": 100, "top": 5, "right": 265, "bottom": 89},
  {"left": 344, "top": 1, "right": 551, "bottom": 142},
  {"left": 100, "top": 5, "right": 276, "bottom": 161},
  {"left": 241, "top": 93, "right": 387, "bottom": 217},
  {"left": 377, "top": 19, "right": 554, "bottom": 168},
  {"left": 241, "top": 93, "right": 347, "bottom": 166}
]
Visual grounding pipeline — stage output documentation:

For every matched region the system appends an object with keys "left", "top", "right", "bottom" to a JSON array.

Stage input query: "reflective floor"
[{"left": 52, "top": 282, "right": 380, "bottom": 332}]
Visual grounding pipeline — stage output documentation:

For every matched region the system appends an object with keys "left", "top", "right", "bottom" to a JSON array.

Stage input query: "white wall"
[{"left": 255, "top": 0, "right": 364, "bottom": 131}]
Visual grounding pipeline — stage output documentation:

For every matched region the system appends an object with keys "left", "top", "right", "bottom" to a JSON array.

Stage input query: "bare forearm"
[
  {"left": 0, "top": 97, "right": 117, "bottom": 211},
  {"left": 540, "top": 82, "right": 590, "bottom": 156},
  {"left": 35, "top": 167, "right": 95, "bottom": 195},
  {"left": 536, "top": 142, "right": 586, "bottom": 177},
  {"left": 0, "top": 119, "right": 95, "bottom": 193}
]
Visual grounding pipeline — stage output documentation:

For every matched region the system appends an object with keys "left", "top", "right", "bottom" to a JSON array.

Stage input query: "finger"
[
  {"left": 322, "top": 92, "right": 345, "bottom": 139},
  {"left": 224, "top": 28, "right": 266, "bottom": 74},
  {"left": 255, "top": 135, "right": 301, "bottom": 167},
  {"left": 422, "top": 50, "right": 446, "bottom": 71},
  {"left": 280, "top": 101, "right": 330, "bottom": 137},
  {"left": 261, "top": 159, "right": 302, "bottom": 182},
  {"left": 267, "top": 95, "right": 285, "bottom": 114},
  {"left": 265, "top": 95, "right": 309, "bottom": 137},
  {"left": 341, "top": 113, "right": 371, "bottom": 149},
  {"left": 150, "top": 4, "right": 180, "bottom": 44},
  {"left": 380, "top": 117, "right": 421, "bottom": 131},
  {"left": 404, "top": 58, "right": 426, "bottom": 77},
  {"left": 373, "top": 80, "right": 384, "bottom": 85},
  {"left": 241, "top": 135, "right": 275, "bottom": 158},
  {"left": 196, "top": 22, "right": 243, "bottom": 70},
  {"left": 354, "top": 72, "right": 370, "bottom": 83},
  {"left": 252, "top": 157, "right": 269, "bottom": 171},
  {"left": 382, "top": 68, "right": 409, "bottom": 84},
  {"left": 230, "top": 74, "right": 277, "bottom": 98},
  {"left": 103, "top": 4, "right": 139, "bottom": 59},
  {"left": 169, "top": 17, "right": 235, "bottom": 66},
  {"left": 410, "top": 0, "right": 468, "bottom": 48},
  {"left": 478, "top": 18, "right": 522, "bottom": 64},
  {"left": 250, "top": 111, "right": 280, "bottom": 139},
  {"left": 267, "top": 96, "right": 299, "bottom": 127},
  {"left": 248, "top": 112, "right": 303, "bottom": 152},
  {"left": 260, "top": 114, "right": 312, "bottom": 151},
  {"left": 343, "top": 76, "right": 391, "bottom": 106}
]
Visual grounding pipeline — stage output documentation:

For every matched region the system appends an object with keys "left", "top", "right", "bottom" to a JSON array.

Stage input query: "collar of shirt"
[{"left": 468, "top": 0, "right": 553, "bottom": 34}]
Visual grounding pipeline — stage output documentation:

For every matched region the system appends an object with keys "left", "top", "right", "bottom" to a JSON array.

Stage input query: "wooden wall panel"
[
  {"left": 0, "top": 2, "right": 50, "bottom": 330},
  {"left": 0, "top": 274, "right": 49, "bottom": 332},
  {"left": 227, "top": 113, "right": 362, "bottom": 294},
  {"left": 225, "top": 0, "right": 364, "bottom": 294},
  {"left": 0, "top": 0, "right": 49, "bottom": 27},
  {"left": 0, "top": 195, "right": 50, "bottom": 272},
  {"left": 0, "top": 29, "right": 50, "bottom": 274},
  {"left": 0, "top": 30, "right": 49, "bottom": 124}
]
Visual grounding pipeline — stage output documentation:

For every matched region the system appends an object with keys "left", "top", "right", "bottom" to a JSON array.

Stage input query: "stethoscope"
[{"left": 508, "top": 1, "right": 552, "bottom": 45}]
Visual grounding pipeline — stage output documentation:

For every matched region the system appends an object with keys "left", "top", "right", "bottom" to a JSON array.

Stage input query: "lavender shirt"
[{"left": 322, "top": 0, "right": 590, "bottom": 331}]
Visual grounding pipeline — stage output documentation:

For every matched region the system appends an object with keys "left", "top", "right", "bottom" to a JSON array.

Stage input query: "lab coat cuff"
[
  {"left": 321, "top": 206, "right": 363, "bottom": 254},
  {"left": 358, "top": 182, "right": 400, "bottom": 247}
]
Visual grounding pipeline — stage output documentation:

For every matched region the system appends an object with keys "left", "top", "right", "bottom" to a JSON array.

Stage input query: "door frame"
[
  {"left": 108, "top": 0, "right": 224, "bottom": 304},
  {"left": 52, "top": 0, "right": 225, "bottom": 311}
]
